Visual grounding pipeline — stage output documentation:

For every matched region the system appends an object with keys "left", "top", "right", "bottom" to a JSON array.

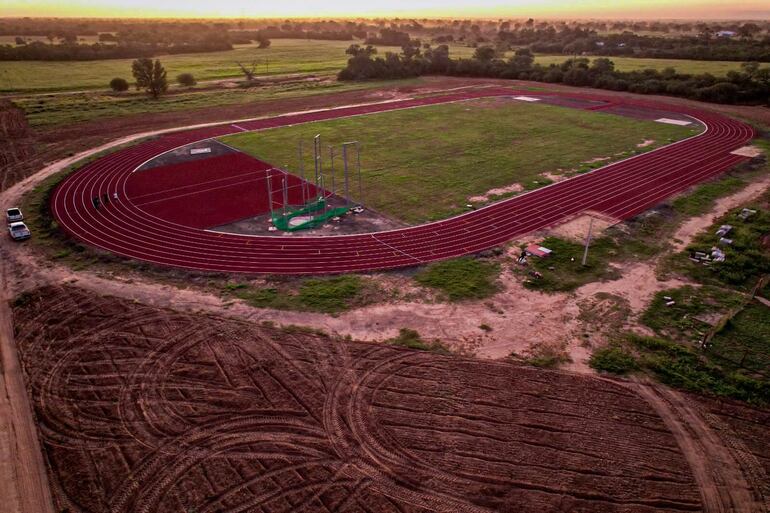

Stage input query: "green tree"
[
  {"left": 131, "top": 58, "right": 167, "bottom": 99},
  {"left": 473, "top": 45, "right": 496, "bottom": 62}
]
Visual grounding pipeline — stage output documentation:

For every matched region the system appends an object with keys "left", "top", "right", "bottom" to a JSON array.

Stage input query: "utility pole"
[{"left": 582, "top": 217, "right": 594, "bottom": 266}]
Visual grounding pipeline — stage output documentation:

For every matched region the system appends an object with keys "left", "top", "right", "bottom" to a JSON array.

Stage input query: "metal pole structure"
[
  {"left": 298, "top": 140, "right": 306, "bottom": 205},
  {"left": 282, "top": 175, "right": 288, "bottom": 216},
  {"left": 313, "top": 134, "right": 321, "bottom": 193},
  {"left": 329, "top": 146, "right": 335, "bottom": 198},
  {"left": 581, "top": 217, "right": 594, "bottom": 266},
  {"left": 342, "top": 143, "right": 351, "bottom": 207},
  {"left": 266, "top": 171, "right": 274, "bottom": 219},
  {"left": 356, "top": 141, "right": 362, "bottom": 207}
]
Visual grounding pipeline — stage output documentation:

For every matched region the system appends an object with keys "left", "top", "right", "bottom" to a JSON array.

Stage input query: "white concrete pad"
[
  {"left": 512, "top": 96, "right": 541, "bottom": 102},
  {"left": 730, "top": 146, "right": 763, "bottom": 158},
  {"left": 655, "top": 118, "right": 692, "bottom": 126}
]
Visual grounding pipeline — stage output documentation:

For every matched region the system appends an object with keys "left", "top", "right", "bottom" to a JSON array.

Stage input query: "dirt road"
[
  {"left": 632, "top": 378, "right": 764, "bottom": 513},
  {"left": 0, "top": 256, "right": 55, "bottom": 513}
]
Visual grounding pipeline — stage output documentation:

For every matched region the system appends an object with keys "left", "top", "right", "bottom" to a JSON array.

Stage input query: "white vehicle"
[
  {"left": 8, "top": 222, "right": 31, "bottom": 241},
  {"left": 6, "top": 207, "right": 23, "bottom": 224}
]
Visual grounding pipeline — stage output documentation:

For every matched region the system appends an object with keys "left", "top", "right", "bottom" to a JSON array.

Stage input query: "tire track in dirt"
[
  {"left": 631, "top": 378, "right": 764, "bottom": 513},
  {"left": 12, "top": 285, "right": 746, "bottom": 513}
]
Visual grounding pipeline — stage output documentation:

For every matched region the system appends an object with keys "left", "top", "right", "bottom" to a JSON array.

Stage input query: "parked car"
[
  {"left": 8, "top": 222, "right": 31, "bottom": 241},
  {"left": 6, "top": 207, "right": 23, "bottom": 223}
]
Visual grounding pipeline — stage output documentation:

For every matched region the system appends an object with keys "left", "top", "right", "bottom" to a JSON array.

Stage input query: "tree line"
[{"left": 338, "top": 44, "right": 770, "bottom": 105}]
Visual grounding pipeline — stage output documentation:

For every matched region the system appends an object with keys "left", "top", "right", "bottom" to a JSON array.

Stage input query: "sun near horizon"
[{"left": 3, "top": 0, "right": 770, "bottom": 20}]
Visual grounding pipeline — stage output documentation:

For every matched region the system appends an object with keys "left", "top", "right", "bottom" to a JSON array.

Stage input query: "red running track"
[{"left": 51, "top": 89, "right": 755, "bottom": 274}]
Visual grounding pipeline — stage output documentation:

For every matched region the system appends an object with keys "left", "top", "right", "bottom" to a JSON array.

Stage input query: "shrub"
[
  {"left": 109, "top": 77, "right": 129, "bottom": 92},
  {"left": 590, "top": 344, "right": 638, "bottom": 374},
  {"left": 176, "top": 73, "right": 196, "bottom": 87},
  {"left": 387, "top": 328, "right": 449, "bottom": 353}
]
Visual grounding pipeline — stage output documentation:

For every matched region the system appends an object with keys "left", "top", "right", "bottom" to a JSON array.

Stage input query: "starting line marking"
[
  {"left": 655, "top": 118, "right": 691, "bottom": 126},
  {"left": 512, "top": 96, "right": 541, "bottom": 102},
  {"left": 231, "top": 124, "right": 247, "bottom": 131}
]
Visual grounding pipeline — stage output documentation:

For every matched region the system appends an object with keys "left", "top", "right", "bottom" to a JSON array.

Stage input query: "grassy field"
[
  {"left": 1, "top": 36, "right": 755, "bottom": 94},
  {"left": 13, "top": 77, "right": 422, "bottom": 128},
  {"left": 221, "top": 98, "right": 695, "bottom": 223},
  {"left": 533, "top": 55, "right": 758, "bottom": 75},
  {"left": 0, "top": 39, "right": 431, "bottom": 93}
]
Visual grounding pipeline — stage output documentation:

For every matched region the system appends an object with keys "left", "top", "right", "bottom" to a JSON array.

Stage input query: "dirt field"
[{"left": 13, "top": 285, "right": 711, "bottom": 513}]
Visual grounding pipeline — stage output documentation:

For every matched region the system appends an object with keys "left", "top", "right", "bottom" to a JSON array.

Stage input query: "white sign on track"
[
  {"left": 512, "top": 96, "right": 541, "bottom": 102},
  {"left": 655, "top": 118, "right": 691, "bottom": 126},
  {"left": 190, "top": 147, "right": 212, "bottom": 155}
]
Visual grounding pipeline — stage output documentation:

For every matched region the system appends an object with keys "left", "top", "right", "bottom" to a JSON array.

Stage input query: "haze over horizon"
[{"left": 3, "top": 0, "right": 769, "bottom": 20}]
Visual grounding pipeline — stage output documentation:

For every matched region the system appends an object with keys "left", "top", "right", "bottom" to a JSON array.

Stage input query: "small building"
[
  {"left": 715, "top": 224, "right": 733, "bottom": 237},
  {"left": 525, "top": 244, "right": 553, "bottom": 258}
]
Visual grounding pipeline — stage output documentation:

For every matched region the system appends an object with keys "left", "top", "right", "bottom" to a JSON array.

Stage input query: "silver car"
[
  {"left": 8, "top": 222, "right": 31, "bottom": 241},
  {"left": 6, "top": 207, "right": 23, "bottom": 224}
]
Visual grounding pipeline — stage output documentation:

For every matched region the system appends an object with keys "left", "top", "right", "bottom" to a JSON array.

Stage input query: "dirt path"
[
  {"left": 631, "top": 378, "right": 763, "bottom": 513},
  {"left": 0, "top": 257, "right": 55, "bottom": 513}
]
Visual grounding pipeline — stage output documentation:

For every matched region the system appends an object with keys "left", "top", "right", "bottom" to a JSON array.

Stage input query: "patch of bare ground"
[
  {"left": 13, "top": 284, "right": 707, "bottom": 513},
  {"left": 467, "top": 182, "right": 523, "bottom": 203},
  {"left": 637, "top": 139, "right": 655, "bottom": 148},
  {"left": 544, "top": 211, "right": 618, "bottom": 243}
]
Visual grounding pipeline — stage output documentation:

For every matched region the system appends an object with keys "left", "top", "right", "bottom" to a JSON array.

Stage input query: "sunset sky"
[{"left": 3, "top": 0, "right": 769, "bottom": 19}]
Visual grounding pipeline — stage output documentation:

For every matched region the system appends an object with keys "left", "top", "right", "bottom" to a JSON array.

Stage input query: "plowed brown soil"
[{"left": 12, "top": 285, "right": 711, "bottom": 513}]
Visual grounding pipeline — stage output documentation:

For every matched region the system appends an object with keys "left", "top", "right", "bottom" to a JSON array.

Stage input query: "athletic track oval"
[{"left": 51, "top": 89, "right": 755, "bottom": 274}]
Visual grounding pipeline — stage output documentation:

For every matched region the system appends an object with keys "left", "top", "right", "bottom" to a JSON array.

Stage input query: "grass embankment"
[
  {"left": 533, "top": 55, "right": 757, "bottom": 75},
  {"left": 14, "top": 78, "right": 422, "bottom": 128},
  {"left": 222, "top": 98, "right": 693, "bottom": 224},
  {"left": 591, "top": 333, "right": 769, "bottom": 406},
  {"left": 414, "top": 257, "right": 501, "bottom": 301},
  {"left": 222, "top": 275, "right": 380, "bottom": 314}
]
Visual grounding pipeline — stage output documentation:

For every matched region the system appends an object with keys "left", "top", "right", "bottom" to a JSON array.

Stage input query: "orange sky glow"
[{"left": 3, "top": 0, "right": 769, "bottom": 19}]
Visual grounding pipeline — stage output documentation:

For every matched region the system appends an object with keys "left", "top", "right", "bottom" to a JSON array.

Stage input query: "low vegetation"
[
  {"left": 628, "top": 334, "right": 769, "bottom": 406},
  {"left": 676, "top": 199, "right": 770, "bottom": 290},
  {"left": 517, "top": 344, "right": 572, "bottom": 369},
  {"left": 590, "top": 333, "right": 768, "bottom": 405},
  {"left": 15, "top": 77, "right": 419, "bottom": 128},
  {"left": 589, "top": 344, "right": 639, "bottom": 374},
  {"left": 709, "top": 300, "right": 770, "bottom": 377},
  {"left": 225, "top": 275, "right": 374, "bottom": 314},
  {"left": 386, "top": 328, "right": 450, "bottom": 353},
  {"left": 641, "top": 285, "right": 745, "bottom": 341},
  {"left": 414, "top": 257, "right": 500, "bottom": 301}
]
